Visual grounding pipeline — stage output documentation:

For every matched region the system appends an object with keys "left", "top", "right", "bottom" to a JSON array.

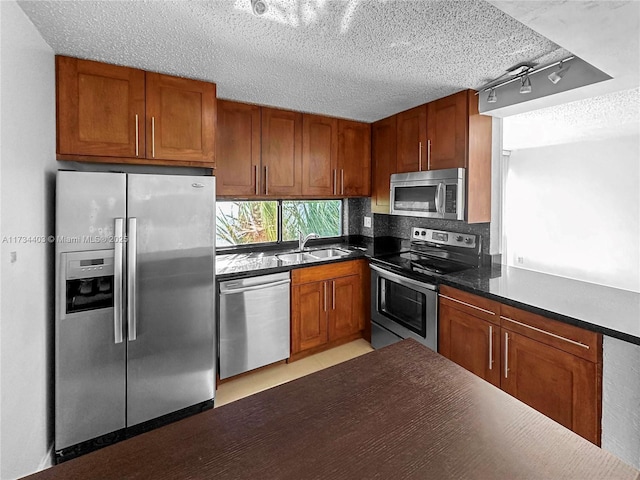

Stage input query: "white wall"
[
  {"left": 602, "top": 336, "right": 640, "bottom": 469},
  {"left": 0, "top": 2, "right": 56, "bottom": 478},
  {"left": 503, "top": 135, "right": 640, "bottom": 292}
]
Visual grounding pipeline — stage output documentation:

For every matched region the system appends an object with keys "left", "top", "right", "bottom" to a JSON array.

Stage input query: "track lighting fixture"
[
  {"left": 478, "top": 55, "right": 575, "bottom": 104},
  {"left": 548, "top": 61, "right": 570, "bottom": 84},
  {"left": 251, "top": 0, "right": 267, "bottom": 15},
  {"left": 519, "top": 75, "right": 532, "bottom": 94}
]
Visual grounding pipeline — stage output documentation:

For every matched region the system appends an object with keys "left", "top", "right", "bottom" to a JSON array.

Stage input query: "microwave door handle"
[{"left": 434, "top": 183, "right": 443, "bottom": 215}]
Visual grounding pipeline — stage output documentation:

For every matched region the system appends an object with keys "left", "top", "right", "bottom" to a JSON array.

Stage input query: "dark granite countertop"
[
  {"left": 216, "top": 242, "right": 364, "bottom": 281},
  {"left": 439, "top": 265, "right": 640, "bottom": 345},
  {"left": 216, "top": 237, "right": 640, "bottom": 345}
]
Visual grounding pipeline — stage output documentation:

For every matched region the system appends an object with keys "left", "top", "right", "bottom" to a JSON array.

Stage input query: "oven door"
[{"left": 370, "top": 264, "right": 438, "bottom": 351}]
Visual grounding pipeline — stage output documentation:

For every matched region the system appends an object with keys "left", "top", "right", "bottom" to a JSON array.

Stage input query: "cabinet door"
[
  {"left": 396, "top": 105, "right": 427, "bottom": 173},
  {"left": 261, "top": 107, "right": 302, "bottom": 196},
  {"left": 145, "top": 73, "right": 216, "bottom": 164},
  {"left": 216, "top": 100, "right": 261, "bottom": 197},
  {"left": 371, "top": 115, "right": 397, "bottom": 214},
  {"left": 329, "top": 274, "right": 363, "bottom": 341},
  {"left": 426, "top": 90, "right": 467, "bottom": 170},
  {"left": 337, "top": 120, "right": 371, "bottom": 196},
  {"left": 501, "top": 330, "right": 600, "bottom": 445},
  {"left": 56, "top": 56, "right": 145, "bottom": 158},
  {"left": 292, "top": 281, "right": 328, "bottom": 354},
  {"left": 439, "top": 303, "right": 500, "bottom": 387},
  {"left": 302, "top": 114, "right": 338, "bottom": 197}
]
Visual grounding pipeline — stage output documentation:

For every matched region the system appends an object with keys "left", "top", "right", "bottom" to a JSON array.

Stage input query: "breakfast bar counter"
[{"left": 23, "top": 340, "right": 639, "bottom": 480}]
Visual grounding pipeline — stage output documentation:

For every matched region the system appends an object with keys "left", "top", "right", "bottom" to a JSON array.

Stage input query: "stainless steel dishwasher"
[{"left": 218, "top": 272, "right": 291, "bottom": 379}]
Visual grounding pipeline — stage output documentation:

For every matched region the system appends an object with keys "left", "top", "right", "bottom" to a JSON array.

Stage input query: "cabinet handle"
[
  {"left": 427, "top": 140, "right": 431, "bottom": 170},
  {"left": 418, "top": 142, "right": 422, "bottom": 171},
  {"left": 254, "top": 165, "right": 259, "bottom": 195},
  {"left": 264, "top": 165, "right": 268, "bottom": 195},
  {"left": 500, "top": 316, "right": 590, "bottom": 349},
  {"left": 333, "top": 169, "right": 337, "bottom": 196},
  {"left": 504, "top": 332, "right": 509, "bottom": 378},
  {"left": 151, "top": 116, "right": 156, "bottom": 158},
  {"left": 332, "top": 281, "right": 336, "bottom": 310},
  {"left": 438, "top": 294, "right": 496, "bottom": 316},
  {"left": 340, "top": 169, "right": 344, "bottom": 196},
  {"left": 323, "top": 282, "right": 327, "bottom": 312},
  {"left": 135, "top": 114, "right": 139, "bottom": 157},
  {"left": 488, "top": 325, "right": 493, "bottom": 370}
]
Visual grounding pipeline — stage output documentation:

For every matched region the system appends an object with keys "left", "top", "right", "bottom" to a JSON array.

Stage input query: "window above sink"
[{"left": 216, "top": 199, "right": 342, "bottom": 248}]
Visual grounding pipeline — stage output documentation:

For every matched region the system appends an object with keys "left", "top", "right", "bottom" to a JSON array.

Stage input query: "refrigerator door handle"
[
  {"left": 127, "top": 217, "right": 138, "bottom": 341},
  {"left": 114, "top": 218, "right": 125, "bottom": 344}
]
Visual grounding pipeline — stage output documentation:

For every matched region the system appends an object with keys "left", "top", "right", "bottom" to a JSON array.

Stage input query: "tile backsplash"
[{"left": 346, "top": 198, "right": 490, "bottom": 255}]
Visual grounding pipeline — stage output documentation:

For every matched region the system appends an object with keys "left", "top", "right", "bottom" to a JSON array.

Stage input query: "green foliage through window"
[{"left": 216, "top": 200, "right": 341, "bottom": 247}]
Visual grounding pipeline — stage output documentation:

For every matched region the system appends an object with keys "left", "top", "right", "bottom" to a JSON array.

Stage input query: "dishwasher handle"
[{"left": 220, "top": 279, "right": 291, "bottom": 295}]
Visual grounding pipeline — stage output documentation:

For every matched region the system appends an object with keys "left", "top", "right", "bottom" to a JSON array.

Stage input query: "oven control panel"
[{"left": 411, "top": 227, "right": 477, "bottom": 249}]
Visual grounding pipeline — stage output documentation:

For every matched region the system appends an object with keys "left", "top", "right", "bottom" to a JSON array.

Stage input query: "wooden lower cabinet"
[
  {"left": 294, "top": 281, "right": 329, "bottom": 352},
  {"left": 329, "top": 274, "right": 363, "bottom": 340},
  {"left": 291, "top": 260, "right": 366, "bottom": 360},
  {"left": 501, "top": 329, "right": 600, "bottom": 444},
  {"left": 439, "top": 302, "right": 500, "bottom": 388},
  {"left": 438, "top": 285, "right": 602, "bottom": 445}
]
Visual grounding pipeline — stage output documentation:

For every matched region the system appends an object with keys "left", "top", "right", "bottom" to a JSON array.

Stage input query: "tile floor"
[{"left": 215, "top": 338, "right": 374, "bottom": 407}]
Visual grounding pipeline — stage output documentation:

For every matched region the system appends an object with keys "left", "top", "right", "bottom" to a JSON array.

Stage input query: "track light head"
[
  {"left": 548, "top": 61, "right": 570, "bottom": 84},
  {"left": 519, "top": 75, "right": 532, "bottom": 94},
  {"left": 251, "top": 0, "right": 267, "bottom": 15},
  {"left": 487, "top": 88, "right": 497, "bottom": 103}
]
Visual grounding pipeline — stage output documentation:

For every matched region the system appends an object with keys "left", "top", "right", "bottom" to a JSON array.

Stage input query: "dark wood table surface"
[{"left": 24, "top": 339, "right": 639, "bottom": 480}]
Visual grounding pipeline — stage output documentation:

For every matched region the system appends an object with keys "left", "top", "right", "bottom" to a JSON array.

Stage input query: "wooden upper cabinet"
[
  {"left": 371, "top": 115, "right": 397, "bottom": 214},
  {"left": 56, "top": 56, "right": 217, "bottom": 167},
  {"left": 261, "top": 107, "right": 302, "bottom": 196},
  {"left": 426, "top": 90, "right": 467, "bottom": 170},
  {"left": 145, "top": 73, "right": 216, "bottom": 164},
  {"left": 56, "top": 56, "right": 145, "bottom": 158},
  {"left": 216, "top": 100, "right": 261, "bottom": 197},
  {"left": 396, "top": 105, "right": 427, "bottom": 173},
  {"left": 302, "top": 114, "right": 338, "bottom": 197},
  {"left": 337, "top": 119, "right": 371, "bottom": 197}
]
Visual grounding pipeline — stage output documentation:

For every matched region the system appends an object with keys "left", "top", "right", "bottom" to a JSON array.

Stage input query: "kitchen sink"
[
  {"left": 276, "top": 252, "right": 316, "bottom": 263},
  {"left": 307, "top": 248, "right": 351, "bottom": 259}
]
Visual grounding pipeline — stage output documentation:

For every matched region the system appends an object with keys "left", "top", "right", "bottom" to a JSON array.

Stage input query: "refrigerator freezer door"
[
  {"left": 55, "top": 172, "right": 127, "bottom": 451},
  {"left": 126, "top": 174, "right": 215, "bottom": 427},
  {"left": 56, "top": 171, "right": 127, "bottom": 254}
]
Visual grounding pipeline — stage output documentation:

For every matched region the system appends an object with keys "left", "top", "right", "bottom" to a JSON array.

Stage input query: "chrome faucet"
[{"left": 298, "top": 231, "right": 319, "bottom": 251}]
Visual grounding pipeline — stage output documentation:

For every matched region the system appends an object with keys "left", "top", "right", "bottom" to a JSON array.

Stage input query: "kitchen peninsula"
[{"left": 22, "top": 340, "right": 640, "bottom": 480}]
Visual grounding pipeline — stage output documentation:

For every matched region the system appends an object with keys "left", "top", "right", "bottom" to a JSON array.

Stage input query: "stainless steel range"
[{"left": 370, "top": 227, "right": 482, "bottom": 351}]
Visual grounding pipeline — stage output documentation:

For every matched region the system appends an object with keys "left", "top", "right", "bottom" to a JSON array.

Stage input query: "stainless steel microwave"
[{"left": 390, "top": 168, "right": 465, "bottom": 220}]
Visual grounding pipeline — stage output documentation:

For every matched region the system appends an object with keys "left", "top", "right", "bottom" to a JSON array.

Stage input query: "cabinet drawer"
[
  {"left": 292, "top": 259, "right": 363, "bottom": 285},
  {"left": 500, "top": 304, "right": 601, "bottom": 363},
  {"left": 439, "top": 285, "right": 500, "bottom": 325}
]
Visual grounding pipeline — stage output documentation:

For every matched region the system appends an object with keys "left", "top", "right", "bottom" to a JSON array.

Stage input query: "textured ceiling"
[
  {"left": 503, "top": 87, "right": 640, "bottom": 150},
  {"left": 17, "top": 0, "right": 570, "bottom": 122}
]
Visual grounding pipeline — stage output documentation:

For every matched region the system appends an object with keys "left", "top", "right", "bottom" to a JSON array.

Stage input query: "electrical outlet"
[
  {"left": 516, "top": 256, "right": 524, "bottom": 264},
  {"left": 10, "top": 251, "right": 17, "bottom": 263},
  {"left": 363, "top": 216, "right": 371, "bottom": 228}
]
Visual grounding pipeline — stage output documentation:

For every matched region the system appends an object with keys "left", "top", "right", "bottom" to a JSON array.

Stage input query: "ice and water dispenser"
[{"left": 61, "top": 250, "right": 115, "bottom": 316}]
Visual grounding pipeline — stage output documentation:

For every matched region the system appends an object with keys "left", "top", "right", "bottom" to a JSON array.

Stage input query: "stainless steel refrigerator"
[{"left": 55, "top": 171, "right": 215, "bottom": 461}]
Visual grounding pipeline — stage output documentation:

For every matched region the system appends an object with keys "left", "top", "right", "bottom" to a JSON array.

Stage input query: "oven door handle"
[{"left": 370, "top": 264, "right": 437, "bottom": 292}]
